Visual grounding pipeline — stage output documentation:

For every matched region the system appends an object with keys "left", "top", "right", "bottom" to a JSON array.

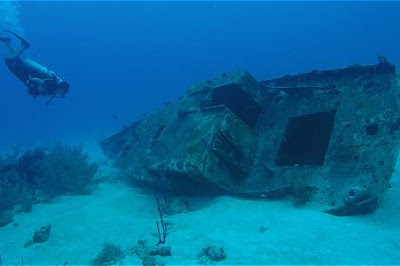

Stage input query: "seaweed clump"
[
  {"left": 198, "top": 245, "right": 227, "bottom": 263},
  {"left": 290, "top": 176, "right": 313, "bottom": 206},
  {"left": 19, "top": 144, "right": 98, "bottom": 197},
  {"left": 0, "top": 144, "right": 98, "bottom": 227},
  {"left": 92, "top": 242, "right": 124, "bottom": 266}
]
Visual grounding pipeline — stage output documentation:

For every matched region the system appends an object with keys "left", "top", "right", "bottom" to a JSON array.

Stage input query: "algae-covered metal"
[{"left": 101, "top": 61, "right": 400, "bottom": 211}]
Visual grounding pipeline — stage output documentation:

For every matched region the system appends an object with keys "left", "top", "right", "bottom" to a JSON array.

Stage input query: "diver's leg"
[
  {"left": 0, "top": 36, "right": 11, "bottom": 43},
  {"left": 0, "top": 36, "right": 16, "bottom": 55},
  {"left": 4, "top": 30, "right": 30, "bottom": 49},
  {"left": 2, "top": 30, "right": 30, "bottom": 58}
]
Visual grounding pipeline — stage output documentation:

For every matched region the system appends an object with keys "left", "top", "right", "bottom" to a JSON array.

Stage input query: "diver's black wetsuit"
[
  {"left": 5, "top": 57, "right": 63, "bottom": 96},
  {"left": 5, "top": 57, "right": 31, "bottom": 84},
  {"left": 1, "top": 30, "right": 69, "bottom": 103},
  {"left": 5, "top": 57, "right": 57, "bottom": 81}
]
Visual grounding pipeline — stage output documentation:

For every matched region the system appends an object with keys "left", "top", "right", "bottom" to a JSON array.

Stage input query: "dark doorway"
[
  {"left": 276, "top": 110, "right": 336, "bottom": 166},
  {"left": 211, "top": 84, "right": 261, "bottom": 129}
]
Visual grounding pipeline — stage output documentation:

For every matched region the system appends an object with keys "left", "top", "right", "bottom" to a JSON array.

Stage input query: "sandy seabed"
[{"left": 1, "top": 142, "right": 400, "bottom": 265}]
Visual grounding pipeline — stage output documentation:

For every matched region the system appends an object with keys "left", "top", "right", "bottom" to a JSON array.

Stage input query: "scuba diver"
[{"left": 0, "top": 30, "right": 69, "bottom": 106}]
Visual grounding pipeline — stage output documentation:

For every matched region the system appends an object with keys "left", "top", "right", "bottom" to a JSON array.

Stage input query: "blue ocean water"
[
  {"left": 1, "top": 1, "right": 400, "bottom": 149},
  {"left": 2, "top": 2, "right": 400, "bottom": 264}
]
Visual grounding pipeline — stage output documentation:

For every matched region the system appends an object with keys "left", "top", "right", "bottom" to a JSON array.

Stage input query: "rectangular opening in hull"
[{"left": 276, "top": 110, "right": 336, "bottom": 166}]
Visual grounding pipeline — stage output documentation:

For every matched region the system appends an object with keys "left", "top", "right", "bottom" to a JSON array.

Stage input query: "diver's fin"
[{"left": 3, "top": 29, "right": 30, "bottom": 49}]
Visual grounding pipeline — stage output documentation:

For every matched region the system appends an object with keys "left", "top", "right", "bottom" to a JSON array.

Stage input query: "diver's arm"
[
  {"left": 26, "top": 76, "right": 45, "bottom": 98},
  {"left": 42, "top": 75, "right": 63, "bottom": 85},
  {"left": 26, "top": 76, "right": 44, "bottom": 86},
  {"left": 42, "top": 78, "right": 57, "bottom": 82}
]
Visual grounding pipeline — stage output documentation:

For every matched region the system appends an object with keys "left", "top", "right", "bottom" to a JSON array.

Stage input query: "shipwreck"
[{"left": 101, "top": 58, "right": 400, "bottom": 215}]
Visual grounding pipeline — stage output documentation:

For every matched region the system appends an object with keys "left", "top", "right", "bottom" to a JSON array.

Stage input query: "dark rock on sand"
[{"left": 24, "top": 225, "right": 51, "bottom": 248}]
